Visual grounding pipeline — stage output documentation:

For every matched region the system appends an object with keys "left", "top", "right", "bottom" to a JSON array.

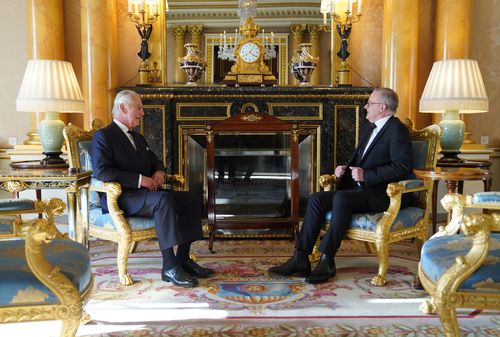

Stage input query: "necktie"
[{"left": 127, "top": 129, "right": 137, "bottom": 150}]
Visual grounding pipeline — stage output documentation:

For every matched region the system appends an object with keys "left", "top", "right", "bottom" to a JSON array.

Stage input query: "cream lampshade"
[
  {"left": 16, "top": 59, "right": 84, "bottom": 165},
  {"left": 419, "top": 59, "right": 488, "bottom": 163}
]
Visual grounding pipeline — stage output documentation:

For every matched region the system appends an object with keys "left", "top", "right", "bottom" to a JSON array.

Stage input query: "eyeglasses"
[{"left": 365, "top": 102, "right": 384, "bottom": 106}]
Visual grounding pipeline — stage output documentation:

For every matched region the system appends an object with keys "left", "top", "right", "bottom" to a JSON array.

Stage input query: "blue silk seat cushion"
[
  {"left": 473, "top": 192, "right": 500, "bottom": 204},
  {"left": 420, "top": 233, "right": 500, "bottom": 293},
  {"left": 89, "top": 208, "right": 156, "bottom": 231},
  {"left": 0, "top": 223, "right": 14, "bottom": 235},
  {"left": 0, "top": 239, "right": 92, "bottom": 305},
  {"left": 0, "top": 199, "right": 35, "bottom": 212},
  {"left": 325, "top": 206, "right": 425, "bottom": 232}
]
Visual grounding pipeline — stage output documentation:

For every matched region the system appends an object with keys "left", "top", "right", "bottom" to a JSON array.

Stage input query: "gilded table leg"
[
  {"left": 65, "top": 190, "right": 77, "bottom": 241},
  {"left": 79, "top": 185, "right": 90, "bottom": 248}
]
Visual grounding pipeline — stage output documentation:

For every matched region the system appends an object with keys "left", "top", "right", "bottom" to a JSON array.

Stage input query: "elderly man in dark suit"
[
  {"left": 90, "top": 90, "right": 214, "bottom": 288},
  {"left": 269, "top": 87, "right": 413, "bottom": 284}
]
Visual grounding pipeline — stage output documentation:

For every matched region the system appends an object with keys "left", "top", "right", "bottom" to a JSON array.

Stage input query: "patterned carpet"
[{"left": 74, "top": 238, "right": 500, "bottom": 337}]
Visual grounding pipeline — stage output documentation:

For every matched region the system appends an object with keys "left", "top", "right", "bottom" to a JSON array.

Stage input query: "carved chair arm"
[
  {"left": 165, "top": 174, "right": 185, "bottom": 191},
  {"left": 436, "top": 213, "right": 497, "bottom": 296},
  {"left": 319, "top": 174, "right": 337, "bottom": 191},
  {"left": 20, "top": 218, "right": 85, "bottom": 317}
]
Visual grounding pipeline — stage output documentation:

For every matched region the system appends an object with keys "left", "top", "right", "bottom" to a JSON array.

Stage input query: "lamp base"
[
  {"left": 40, "top": 151, "right": 66, "bottom": 166},
  {"left": 437, "top": 151, "right": 464, "bottom": 164}
]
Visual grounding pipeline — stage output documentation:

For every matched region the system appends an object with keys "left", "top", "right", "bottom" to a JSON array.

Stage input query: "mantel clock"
[{"left": 223, "top": 18, "right": 277, "bottom": 86}]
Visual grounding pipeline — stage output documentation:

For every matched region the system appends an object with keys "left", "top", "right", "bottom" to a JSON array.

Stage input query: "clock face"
[{"left": 239, "top": 42, "right": 261, "bottom": 63}]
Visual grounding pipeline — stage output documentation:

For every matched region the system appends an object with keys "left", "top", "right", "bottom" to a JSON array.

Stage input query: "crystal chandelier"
[{"left": 218, "top": 0, "right": 276, "bottom": 62}]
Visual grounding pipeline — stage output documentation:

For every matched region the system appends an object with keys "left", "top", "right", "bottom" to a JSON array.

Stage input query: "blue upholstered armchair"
[
  {"left": 419, "top": 192, "right": 500, "bottom": 337},
  {"left": 0, "top": 201, "right": 93, "bottom": 337},
  {"left": 63, "top": 120, "right": 185, "bottom": 286},
  {"left": 316, "top": 119, "right": 441, "bottom": 286}
]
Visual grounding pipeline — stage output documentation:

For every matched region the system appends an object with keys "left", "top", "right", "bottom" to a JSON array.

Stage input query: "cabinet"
[{"left": 206, "top": 112, "right": 302, "bottom": 252}]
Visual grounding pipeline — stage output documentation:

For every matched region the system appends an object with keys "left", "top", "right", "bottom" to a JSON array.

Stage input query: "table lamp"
[
  {"left": 16, "top": 60, "right": 84, "bottom": 166},
  {"left": 419, "top": 59, "right": 488, "bottom": 163}
]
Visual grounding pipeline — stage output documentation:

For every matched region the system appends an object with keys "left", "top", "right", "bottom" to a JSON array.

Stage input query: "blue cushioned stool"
[
  {"left": 0, "top": 217, "right": 93, "bottom": 337},
  {"left": 418, "top": 193, "right": 500, "bottom": 337}
]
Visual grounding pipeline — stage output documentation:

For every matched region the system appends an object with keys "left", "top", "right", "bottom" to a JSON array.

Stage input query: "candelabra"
[
  {"left": 127, "top": 0, "right": 165, "bottom": 85},
  {"left": 218, "top": 29, "right": 276, "bottom": 62},
  {"left": 218, "top": 0, "right": 276, "bottom": 63},
  {"left": 320, "top": 0, "right": 362, "bottom": 86}
]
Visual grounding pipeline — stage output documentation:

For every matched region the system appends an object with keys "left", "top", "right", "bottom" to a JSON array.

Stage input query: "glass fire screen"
[
  {"left": 214, "top": 132, "right": 291, "bottom": 220},
  {"left": 183, "top": 129, "right": 315, "bottom": 221}
]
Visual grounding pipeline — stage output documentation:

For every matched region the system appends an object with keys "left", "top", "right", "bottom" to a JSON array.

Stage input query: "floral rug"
[
  {"left": 2, "top": 239, "right": 498, "bottom": 337},
  {"left": 76, "top": 239, "right": 499, "bottom": 337}
]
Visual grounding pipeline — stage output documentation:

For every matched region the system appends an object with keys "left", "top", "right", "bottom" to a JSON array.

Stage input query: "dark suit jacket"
[
  {"left": 338, "top": 116, "right": 413, "bottom": 210},
  {"left": 90, "top": 121, "right": 165, "bottom": 214}
]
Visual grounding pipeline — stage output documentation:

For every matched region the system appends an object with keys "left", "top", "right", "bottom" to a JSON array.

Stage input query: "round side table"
[{"left": 414, "top": 165, "right": 492, "bottom": 233}]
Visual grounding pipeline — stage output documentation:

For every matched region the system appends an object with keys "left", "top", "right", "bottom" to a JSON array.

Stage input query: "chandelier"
[{"left": 218, "top": 0, "right": 276, "bottom": 62}]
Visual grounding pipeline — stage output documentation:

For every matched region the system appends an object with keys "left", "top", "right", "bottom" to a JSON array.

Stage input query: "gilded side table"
[
  {"left": 414, "top": 165, "right": 492, "bottom": 233},
  {"left": 0, "top": 168, "right": 91, "bottom": 245}
]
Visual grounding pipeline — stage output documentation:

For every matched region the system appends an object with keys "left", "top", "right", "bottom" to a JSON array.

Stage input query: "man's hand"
[
  {"left": 349, "top": 166, "right": 364, "bottom": 182},
  {"left": 141, "top": 176, "right": 159, "bottom": 191},
  {"left": 335, "top": 165, "right": 347, "bottom": 178},
  {"left": 152, "top": 171, "right": 166, "bottom": 188}
]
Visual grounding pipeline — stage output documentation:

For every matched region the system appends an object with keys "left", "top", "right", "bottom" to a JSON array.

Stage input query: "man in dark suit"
[
  {"left": 269, "top": 87, "right": 412, "bottom": 284},
  {"left": 90, "top": 90, "right": 214, "bottom": 288}
]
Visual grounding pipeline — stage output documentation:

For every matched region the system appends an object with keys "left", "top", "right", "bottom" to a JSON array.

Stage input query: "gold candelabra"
[
  {"left": 127, "top": 0, "right": 163, "bottom": 85},
  {"left": 320, "top": 0, "right": 362, "bottom": 86}
]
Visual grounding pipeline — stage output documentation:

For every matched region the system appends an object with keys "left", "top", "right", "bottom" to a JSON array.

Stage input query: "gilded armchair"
[
  {"left": 63, "top": 120, "right": 185, "bottom": 285},
  {"left": 419, "top": 192, "right": 500, "bottom": 337},
  {"left": 317, "top": 119, "right": 441, "bottom": 286},
  {"left": 0, "top": 201, "right": 93, "bottom": 337}
]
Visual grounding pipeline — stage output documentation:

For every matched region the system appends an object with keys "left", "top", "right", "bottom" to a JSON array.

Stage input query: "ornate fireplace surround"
[{"left": 128, "top": 85, "right": 371, "bottom": 224}]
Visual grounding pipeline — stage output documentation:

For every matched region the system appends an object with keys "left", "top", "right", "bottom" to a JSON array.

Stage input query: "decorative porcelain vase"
[
  {"left": 290, "top": 43, "right": 319, "bottom": 86},
  {"left": 178, "top": 43, "right": 207, "bottom": 86}
]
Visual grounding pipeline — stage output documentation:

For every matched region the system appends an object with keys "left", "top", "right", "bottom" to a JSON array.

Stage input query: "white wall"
[{"left": 0, "top": 0, "right": 30, "bottom": 148}]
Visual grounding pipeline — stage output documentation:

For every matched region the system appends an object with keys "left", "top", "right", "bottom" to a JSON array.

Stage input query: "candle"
[
  {"left": 332, "top": 0, "right": 336, "bottom": 15},
  {"left": 128, "top": 0, "right": 132, "bottom": 13},
  {"left": 271, "top": 32, "right": 274, "bottom": 47},
  {"left": 323, "top": 12, "right": 326, "bottom": 25},
  {"left": 358, "top": 0, "right": 362, "bottom": 14},
  {"left": 223, "top": 31, "right": 227, "bottom": 48},
  {"left": 346, "top": 0, "right": 350, "bottom": 12},
  {"left": 349, "top": 0, "right": 353, "bottom": 13},
  {"left": 219, "top": 33, "right": 222, "bottom": 49},
  {"left": 262, "top": 29, "right": 265, "bottom": 43}
]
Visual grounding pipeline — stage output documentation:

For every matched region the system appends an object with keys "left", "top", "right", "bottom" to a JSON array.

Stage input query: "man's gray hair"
[
  {"left": 112, "top": 90, "right": 140, "bottom": 117},
  {"left": 374, "top": 87, "right": 398, "bottom": 114}
]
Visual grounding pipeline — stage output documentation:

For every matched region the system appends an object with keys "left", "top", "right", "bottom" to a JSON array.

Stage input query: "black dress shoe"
[
  {"left": 268, "top": 250, "right": 311, "bottom": 277},
  {"left": 161, "top": 266, "right": 199, "bottom": 288},
  {"left": 179, "top": 259, "right": 215, "bottom": 278},
  {"left": 305, "top": 254, "right": 336, "bottom": 284}
]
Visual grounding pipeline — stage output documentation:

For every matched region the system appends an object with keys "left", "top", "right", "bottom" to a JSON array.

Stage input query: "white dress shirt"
[{"left": 362, "top": 115, "right": 392, "bottom": 158}]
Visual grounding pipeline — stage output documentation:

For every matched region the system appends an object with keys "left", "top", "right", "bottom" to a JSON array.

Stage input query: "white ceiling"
[{"left": 166, "top": 1, "right": 323, "bottom": 28}]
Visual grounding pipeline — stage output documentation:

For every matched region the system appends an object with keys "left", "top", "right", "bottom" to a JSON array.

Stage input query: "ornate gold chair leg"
[
  {"left": 117, "top": 238, "right": 134, "bottom": 286},
  {"left": 129, "top": 241, "right": 139, "bottom": 254},
  {"left": 364, "top": 241, "right": 376, "bottom": 254},
  {"left": 310, "top": 242, "right": 320, "bottom": 263},
  {"left": 60, "top": 316, "right": 80, "bottom": 337},
  {"left": 371, "top": 241, "right": 389, "bottom": 286},
  {"left": 80, "top": 310, "right": 92, "bottom": 324},
  {"left": 438, "top": 306, "right": 460, "bottom": 337}
]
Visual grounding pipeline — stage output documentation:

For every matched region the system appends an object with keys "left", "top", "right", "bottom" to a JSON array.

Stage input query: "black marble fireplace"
[{"left": 128, "top": 85, "right": 372, "bottom": 221}]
